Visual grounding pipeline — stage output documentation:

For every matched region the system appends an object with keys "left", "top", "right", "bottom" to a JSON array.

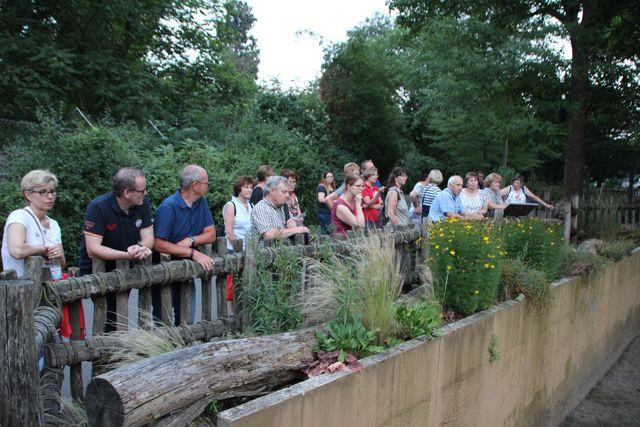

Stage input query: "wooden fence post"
[
  {"left": 1, "top": 280, "right": 43, "bottom": 426},
  {"left": 241, "top": 235, "right": 259, "bottom": 332},
  {"left": 562, "top": 201, "right": 572, "bottom": 244},
  {"left": 215, "top": 238, "right": 228, "bottom": 320},
  {"left": 201, "top": 244, "right": 213, "bottom": 321}
]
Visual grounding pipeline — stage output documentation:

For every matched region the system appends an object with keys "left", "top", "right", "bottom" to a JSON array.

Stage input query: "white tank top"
[{"left": 223, "top": 197, "right": 253, "bottom": 251}]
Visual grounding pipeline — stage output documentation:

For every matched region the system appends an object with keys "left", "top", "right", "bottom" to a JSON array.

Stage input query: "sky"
[{"left": 245, "top": 0, "right": 390, "bottom": 89}]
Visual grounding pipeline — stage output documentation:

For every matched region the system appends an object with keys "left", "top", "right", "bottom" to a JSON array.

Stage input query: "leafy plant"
[
  {"left": 558, "top": 246, "right": 607, "bottom": 279},
  {"left": 395, "top": 299, "right": 442, "bottom": 340},
  {"left": 302, "top": 233, "right": 403, "bottom": 345},
  {"left": 429, "top": 218, "right": 503, "bottom": 315},
  {"left": 599, "top": 239, "right": 637, "bottom": 261},
  {"left": 501, "top": 218, "right": 564, "bottom": 278},
  {"left": 499, "top": 259, "right": 549, "bottom": 311},
  {"left": 44, "top": 396, "right": 88, "bottom": 426},
  {"left": 314, "top": 315, "right": 384, "bottom": 360}
]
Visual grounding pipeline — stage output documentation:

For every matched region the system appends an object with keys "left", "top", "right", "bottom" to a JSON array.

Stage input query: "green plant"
[
  {"left": 558, "top": 246, "right": 607, "bottom": 279},
  {"left": 314, "top": 314, "right": 384, "bottom": 360},
  {"left": 488, "top": 334, "right": 500, "bottom": 363},
  {"left": 599, "top": 239, "right": 637, "bottom": 261},
  {"left": 501, "top": 218, "right": 564, "bottom": 278},
  {"left": 102, "top": 311, "right": 186, "bottom": 370},
  {"left": 499, "top": 259, "right": 550, "bottom": 311},
  {"left": 429, "top": 218, "right": 503, "bottom": 315},
  {"left": 243, "top": 242, "right": 303, "bottom": 334},
  {"left": 44, "top": 397, "right": 88, "bottom": 426},
  {"left": 395, "top": 299, "right": 442, "bottom": 340},
  {"left": 302, "top": 233, "right": 403, "bottom": 345}
]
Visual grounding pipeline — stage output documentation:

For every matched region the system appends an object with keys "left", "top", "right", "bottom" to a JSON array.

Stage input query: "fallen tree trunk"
[{"left": 85, "top": 329, "right": 316, "bottom": 426}]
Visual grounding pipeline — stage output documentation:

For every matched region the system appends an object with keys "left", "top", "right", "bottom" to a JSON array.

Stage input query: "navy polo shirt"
[
  {"left": 153, "top": 191, "right": 214, "bottom": 244},
  {"left": 78, "top": 192, "right": 153, "bottom": 274}
]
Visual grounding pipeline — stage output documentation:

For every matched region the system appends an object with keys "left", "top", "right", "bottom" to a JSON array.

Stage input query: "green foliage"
[
  {"left": 302, "top": 234, "right": 403, "bottom": 345},
  {"left": 599, "top": 239, "right": 637, "bottom": 262},
  {"left": 558, "top": 246, "right": 607, "bottom": 279},
  {"left": 488, "top": 334, "right": 500, "bottom": 363},
  {"left": 244, "top": 242, "right": 302, "bottom": 334},
  {"left": 501, "top": 218, "right": 564, "bottom": 279},
  {"left": 499, "top": 259, "right": 549, "bottom": 311},
  {"left": 429, "top": 219, "right": 503, "bottom": 315},
  {"left": 395, "top": 299, "right": 442, "bottom": 340},
  {"left": 314, "top": 314, "right": 383, "bottom": 359}
]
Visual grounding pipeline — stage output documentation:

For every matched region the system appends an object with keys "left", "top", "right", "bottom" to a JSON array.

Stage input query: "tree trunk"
[
  {"left": 85, "top": 329, "right": 316, "bottom": 427},
  {"left": 562, "top": 1, "right": 595, "bottom": 201}
]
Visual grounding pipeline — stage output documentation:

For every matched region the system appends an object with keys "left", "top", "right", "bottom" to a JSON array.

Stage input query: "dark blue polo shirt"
[
  {"left": 153, "top": 191, "right": 214, "bottom": 244},
  {"left": 78, "top": 192, "right": 153, "bottom": 274}
]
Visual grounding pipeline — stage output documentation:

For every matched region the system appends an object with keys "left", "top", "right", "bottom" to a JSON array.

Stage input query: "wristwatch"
[{"left": 189, "top": 236, "right": 196, "bottom": 247}]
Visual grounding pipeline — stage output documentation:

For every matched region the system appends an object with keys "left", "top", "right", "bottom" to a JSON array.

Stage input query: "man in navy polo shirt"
[
  {"left": 79, "top": 167, "right": 154, "bottom": 331},
  {"left": 153, "top": 164, "right": 216, "bottom": 324}
]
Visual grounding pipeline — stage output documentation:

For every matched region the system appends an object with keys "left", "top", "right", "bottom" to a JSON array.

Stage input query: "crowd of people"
[{"left": 1, "top": 162, "right": 553, "bottom": 326}]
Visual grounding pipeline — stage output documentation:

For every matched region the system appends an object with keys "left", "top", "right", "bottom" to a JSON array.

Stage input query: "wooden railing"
[{"left": 1, "top": 225, "right": 427, "bottom": 425}]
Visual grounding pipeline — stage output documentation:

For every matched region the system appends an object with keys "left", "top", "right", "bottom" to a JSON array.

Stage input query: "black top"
[
  {"left": 250, "top": 186, "right": 266, "bottom": 206},
  {"left": 78, "top": 192, "right": 153, "bottom": 274},
  {"left": 316, "top": 184, "right": 330, "bottom": 214}
]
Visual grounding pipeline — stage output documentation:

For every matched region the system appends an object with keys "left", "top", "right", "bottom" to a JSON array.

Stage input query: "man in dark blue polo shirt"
[
  {"left": 78, "top": 167, "right": 154, "bottom": 331},
  {"left": 152, "top": 164, "right": 216, "bottom": 324}
]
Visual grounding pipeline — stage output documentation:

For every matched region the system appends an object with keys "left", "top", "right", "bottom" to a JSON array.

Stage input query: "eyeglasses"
[
  {"left": 197, "top": 181, "right": 209, "bottom": 185},
  {"left": 130, "top": 188, "right": 147, "bottom": 194},
  {"left": 30, "top": 189, "right": 56, "bottom": 197}
]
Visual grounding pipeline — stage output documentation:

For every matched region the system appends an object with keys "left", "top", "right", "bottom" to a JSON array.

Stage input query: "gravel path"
[{"left": 562, "top": 334, "right": 640, "bottom": 426}]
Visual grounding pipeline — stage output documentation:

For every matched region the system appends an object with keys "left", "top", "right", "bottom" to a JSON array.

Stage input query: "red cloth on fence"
[
  {"left": 226, "top": 274, "right": 234, "bottom": 301},
  {"left": 57, "top": 273, "right": 86, "bottom": 339}
]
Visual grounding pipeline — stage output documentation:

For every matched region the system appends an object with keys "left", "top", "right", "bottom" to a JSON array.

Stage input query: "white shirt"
[
  {"left": 504, "top": 185, "right": 528, "bottom": 204},
  {"left": 223, "top": 197, "right": 253, "bottom": 251},
  {"left": 1, "top": 207, "right": 62, "bottom": 276}
]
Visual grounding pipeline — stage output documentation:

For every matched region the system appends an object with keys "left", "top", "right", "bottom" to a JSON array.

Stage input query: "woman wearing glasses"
[{"left": 1, "top": 169, "right": 65, "bottom": 278}]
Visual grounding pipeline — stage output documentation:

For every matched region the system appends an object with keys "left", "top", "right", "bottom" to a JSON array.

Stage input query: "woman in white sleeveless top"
[
  {"left": 500, "top": 174, "right": 553, "bottom": 209},
  {"left": 223, "top": 176, "right": 254, "bottom": 252},
  {"left": 1, "top": 170, "right": 65, "bottom": 277}
]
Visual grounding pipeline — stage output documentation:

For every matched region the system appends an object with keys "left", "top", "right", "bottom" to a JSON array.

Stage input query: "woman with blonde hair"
[
  {"left": 483, "top": 173, "right": 506, "bottom": 218},
  {"left": 420, "top": 169, "right": 443, "bottom": 222},
  {"left": 2, "top": 170, "right": 65, "bottom": 277}
]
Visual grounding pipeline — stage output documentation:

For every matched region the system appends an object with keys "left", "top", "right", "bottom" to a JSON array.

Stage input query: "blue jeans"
[{"left": 317, "top": 211, "right": 331, "bottom": 234}]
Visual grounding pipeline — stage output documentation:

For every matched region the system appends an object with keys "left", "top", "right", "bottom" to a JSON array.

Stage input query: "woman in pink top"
[{"left": 330, "top": 174, "right": 365, "bottom": 238}]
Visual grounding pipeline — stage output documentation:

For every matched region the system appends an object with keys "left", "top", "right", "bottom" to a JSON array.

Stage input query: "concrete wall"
[{"left": 218, "top": 252, "right": 640, "bottom": 427}]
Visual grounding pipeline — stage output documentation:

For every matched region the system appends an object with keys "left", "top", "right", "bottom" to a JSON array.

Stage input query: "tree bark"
[{"left": 85, "top": 329, "right": 316, "bottom": 426}]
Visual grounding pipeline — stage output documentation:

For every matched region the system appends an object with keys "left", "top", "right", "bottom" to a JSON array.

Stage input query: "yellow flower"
[
  {"left": 434, "top": 244, "right": 440, "bottom": 249},
  {"left": 484, "top": 262, "right": 490, "bottom": 268},
  {"left": 550, "top": 242, "right": 555, "bottom": 245},
  {"left": 447, "top": 265, "right": 452, "bottom": 270},
  {"left": 474, "top": 290, "right": 480, "bottom": 295},
  {"left": 450, "top": 250, "right": 456, "bottom": 256}
]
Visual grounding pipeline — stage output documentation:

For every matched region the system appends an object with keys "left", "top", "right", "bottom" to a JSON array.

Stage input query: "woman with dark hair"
[
  {"left": 282, "top": 169, "right": 304, "bottom": 225},
  {"left": 331, "top": 174, "right": 365, "bottom": 238},
  {"left": 459, "top": 172, "right": 487, "bottom": 219},
  {"left": 385, "top": 167, "right": 410, "bottom": 226},
  {"left": 361, "top": 167, "right": 384, "bottom": 229},
  {"left": 501, "top": 174, "right": 553, "bottom": 209},
  {"left": 316, "top": 171, "right": 334, "bottom": 233},
  {"left": 250, "top": 165, "right": 275, "bottom": 205},
  {"left": 223, "top": 176, "right": 254, "bottom": 252}
]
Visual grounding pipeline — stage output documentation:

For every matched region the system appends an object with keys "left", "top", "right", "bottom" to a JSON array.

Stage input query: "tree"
[
  {"left": 319, "top": 16, "right": 408, "bottom": 172},
  {"left": 389, "top": 0, "right": 640, "bottom": 200},
  {"left": 401, "top": 17, "right": 565, "bottom": 174},
  {"left": 0, "top": 0, "right": 258, "bottom": 122}
]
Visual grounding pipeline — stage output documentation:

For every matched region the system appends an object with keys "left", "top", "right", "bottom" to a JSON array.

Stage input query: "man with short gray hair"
[
  {"left": 251, "top": 176, "right": 310, "bottom": 239},
  {"left": 153, "top": 165, "right": 216, "bottom": 324},
  {"left": 427, "top": 175, "right": 463, "bottom": 222}
]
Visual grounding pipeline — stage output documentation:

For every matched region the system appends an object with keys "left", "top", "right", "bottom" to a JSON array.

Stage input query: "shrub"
[
  {"left": 302, "top": 233, "right": 403, "bottom": 345},
  {"left": 599, "top": 239, "right": 637, "bottom": 261},
  {"left": 501, "top": 218, "right": 564, "bottom": 278},
  {"left": 244, "top": 241, "right": 302, "bottom": 334},
  {"left": 558, "top": 246, "right": 607, "bottom": 279},
  {"left": 314, "top": 314, "right": 383, "bottom": 359},
  {"left": 429, "top": 219, "right": 503, "bottom": 315},
  {"left": 499, "top": 259, "right": 549, "bottom": 311},
  {"left": 395, "top": 299, "right": 442, "bottom": 340}
]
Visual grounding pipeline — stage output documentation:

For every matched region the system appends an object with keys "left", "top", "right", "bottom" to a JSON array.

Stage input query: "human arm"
[
  {"left": 223, "top": 202, "right": 238, "bottom": 243},
  {"left": 523, "top": 187, "right": 553, "bottom": 209},
  {"left": 499, "top": 185, "right": 512, "bottom": 197},
  {"left": 262, "top": 225, "right": 310, "bottom": 239},
  {"left": 5, "top": 222, "right": 48, "bottom": 259},
  {"left": 325, "top": 190, "right": 339, "bottom": 209},
  {"left": 387, "top": 190, "right": 399, "bottom": 225},
  {"left": 336, "top": 196, "right": 365, "bottom": 228}
]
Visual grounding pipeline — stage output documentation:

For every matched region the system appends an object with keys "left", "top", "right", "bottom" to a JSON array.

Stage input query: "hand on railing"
[
  {"left": 192, "top": 249, "right": 214, "bottom": 271},
  {"left": 127, "top": 244, "right": 152, "bottom": 260}
]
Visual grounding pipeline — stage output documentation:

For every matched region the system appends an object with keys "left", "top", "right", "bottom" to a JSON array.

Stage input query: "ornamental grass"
[
  {"left": 501, "top": 218, "right": 564, "bottom": 279},
  {"left": 429, "top": 218, "right": 503, "bottom": 315}
]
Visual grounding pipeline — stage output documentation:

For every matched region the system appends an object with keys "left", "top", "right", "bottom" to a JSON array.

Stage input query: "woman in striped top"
[{"left": 420, "top": 169, "right": 443, "bottom": 222}]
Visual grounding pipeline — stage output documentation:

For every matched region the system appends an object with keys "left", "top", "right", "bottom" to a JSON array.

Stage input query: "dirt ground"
[{"left": 562, "top": 334, "right": 640, "bottom": 426}]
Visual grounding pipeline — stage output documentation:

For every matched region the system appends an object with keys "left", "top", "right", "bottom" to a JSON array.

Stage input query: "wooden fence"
[{"left": 1, "top": 226, "right": 426, "bottom": 425}]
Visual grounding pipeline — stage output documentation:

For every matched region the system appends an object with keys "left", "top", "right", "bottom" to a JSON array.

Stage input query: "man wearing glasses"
[
  {"left": 78, "top": 167, "right": 154, "bottom": 331},
  {"left": 152, "top": 164, "right": 216, "bottom": 324}
]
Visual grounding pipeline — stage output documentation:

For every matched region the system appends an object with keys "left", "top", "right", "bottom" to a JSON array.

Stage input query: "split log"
[
  {"left": 45, "top": 317, "right": 237, "bottom": 368},
  {"left": 85, "top": 329, "right": 316, "bottom": 426}
]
